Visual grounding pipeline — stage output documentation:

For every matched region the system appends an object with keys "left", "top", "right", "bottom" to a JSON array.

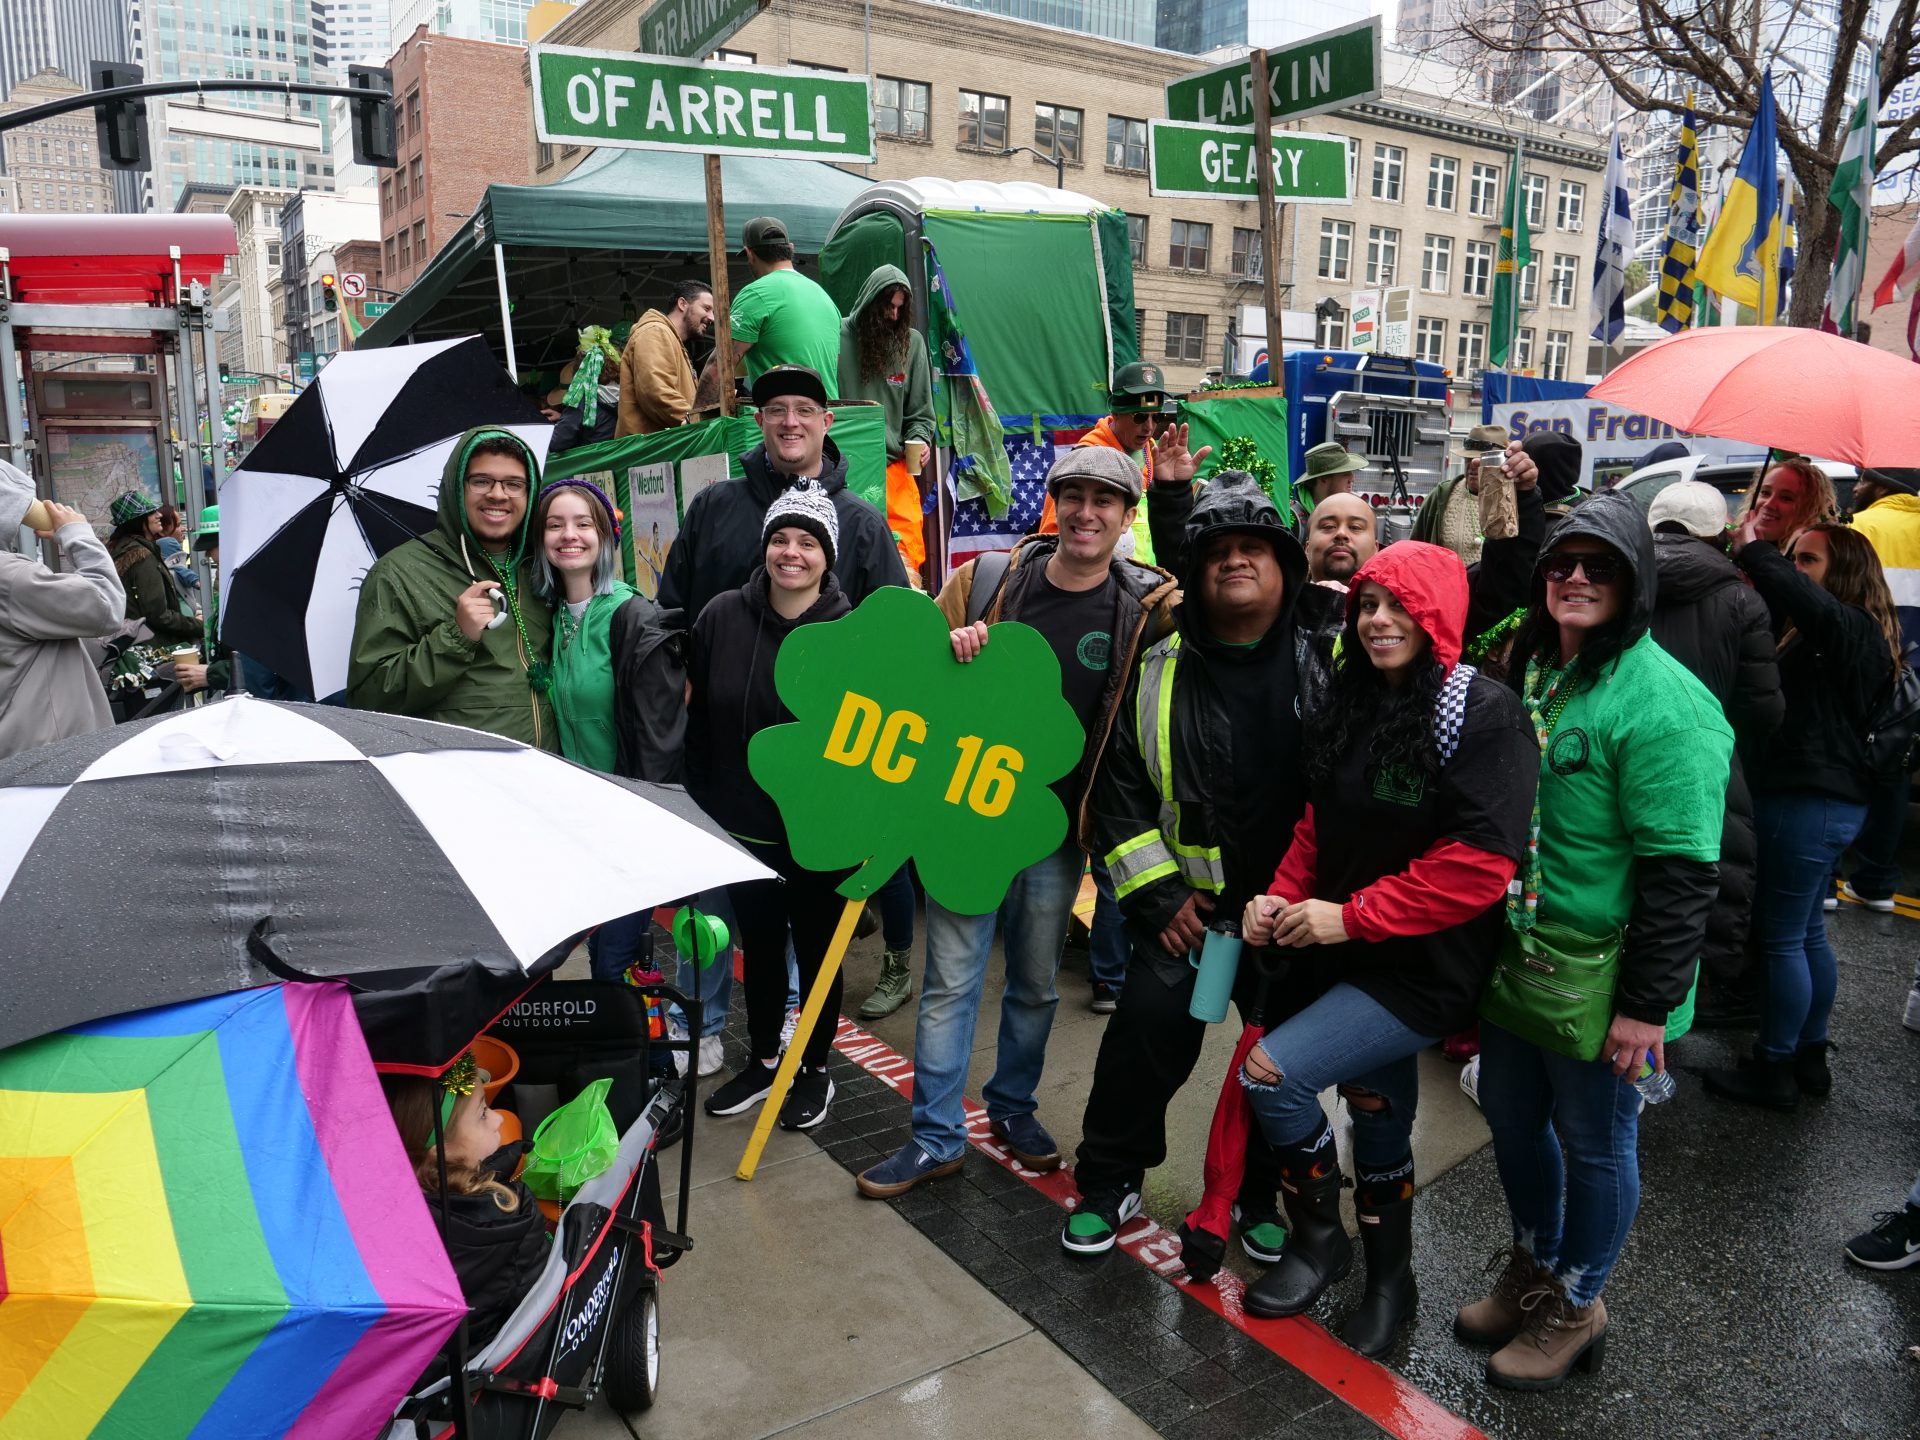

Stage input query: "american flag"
[{"left": 946, "top": 429, "right": 1087, "bottom": 577}]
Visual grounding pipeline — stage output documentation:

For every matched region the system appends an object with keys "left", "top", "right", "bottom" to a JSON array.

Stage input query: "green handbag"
[{"left": 1479, "top": 920, "right": 1622, "bottom": 1063}]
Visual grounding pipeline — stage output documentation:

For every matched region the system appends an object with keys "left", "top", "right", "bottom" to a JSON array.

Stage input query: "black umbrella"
[
  {"left": 219, "top": 335, "right": 552, "bottom": 700},
  {"left": 0, "top": 697, "right": 772, "bottom": 1054}
]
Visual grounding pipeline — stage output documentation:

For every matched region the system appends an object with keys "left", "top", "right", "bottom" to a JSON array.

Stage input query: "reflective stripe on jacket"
[{"left": 1106, "top": 633, "right": 1225, "bottom": 900}]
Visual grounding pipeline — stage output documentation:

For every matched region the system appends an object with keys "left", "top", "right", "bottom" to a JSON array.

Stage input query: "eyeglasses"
[
  {"left": 760, "top": 404, "right": 826, "bottom": 422},
  {"left": 465, "top": 475, "right": 529, "bottom": 496},
  {"left": 1539, "top": 552, "right": 1626, "bottom": 585}
]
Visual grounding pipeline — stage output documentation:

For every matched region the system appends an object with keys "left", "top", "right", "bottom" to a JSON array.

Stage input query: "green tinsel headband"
[{"left": 439, "top": 1049, "right": 480, "bottom": 1130}]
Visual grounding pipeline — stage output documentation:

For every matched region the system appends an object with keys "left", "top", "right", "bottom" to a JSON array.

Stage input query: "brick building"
[
  {"left": 333, "top": 236, "right": 386, "bottom": 342},
  {"left": 380, "top": 25, "right": 532, "bottom": 291}
]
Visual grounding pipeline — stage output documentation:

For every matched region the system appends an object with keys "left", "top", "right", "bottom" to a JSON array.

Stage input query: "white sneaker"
[
  {"left": 1905, "top": 981, "right": 1920, "bottom": 1035},
  {"left": 1822, "top": 895, "right": 1840, "bottom": 911},
  {"left": 697, "top": 1034, "right": 725, "bottom": 1078},
  {"left": 667, "top": 1018, "right": 690, "bottom": 1078},
  {"left": 778, "top": 1004, "right": 800, "bottom": 1055},
  {"left": 1459, "top": 1054, "right": 1481, "bottom": 1108},
  {"left": 1841, "top": 880, "right": 1896, "bottom": 913}
]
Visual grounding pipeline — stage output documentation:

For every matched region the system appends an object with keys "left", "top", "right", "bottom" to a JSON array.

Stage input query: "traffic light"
[
  {"left": 90, "top": 62, "right": 149, "bottom": 171},
  {"left": 219, "top": 363, "right": 232, "bottom": 382},
  {"left": 348, "top": 65, "right": 398, "bottom": 168},
  {"left": 321, "top": 273, "right": 338, "bottom": 312}
]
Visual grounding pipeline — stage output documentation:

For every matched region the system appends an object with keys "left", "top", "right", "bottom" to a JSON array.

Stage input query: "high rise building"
[
  {"left": 0, "top": 0, "right": 127, "bottom": 107},
  {"left": 1155, "top": 0, "right": 1372, "bottom": 55},
  {"left": 313, "top": 0, "right": 392, "bottom": 67},
  {"left": 0, "top": 67, "right": 115, "bottom": 215},
  {"left": 387, "top": 0, "right": 537, "bottom": 51}
]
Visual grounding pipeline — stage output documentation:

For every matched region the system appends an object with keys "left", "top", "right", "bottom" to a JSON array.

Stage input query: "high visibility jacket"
[{"left": 1851, "top": 492, "right": 1920, "bottom": 653}]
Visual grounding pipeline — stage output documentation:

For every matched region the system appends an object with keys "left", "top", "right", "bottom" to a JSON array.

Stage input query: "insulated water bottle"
[{"left": 1188, "top": 923, "right": 1244, "bottom": 1024}]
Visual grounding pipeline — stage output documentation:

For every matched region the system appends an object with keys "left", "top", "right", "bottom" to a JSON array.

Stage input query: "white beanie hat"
[{"left": 761, "top": 479, "right": 839, "bottom": 567}]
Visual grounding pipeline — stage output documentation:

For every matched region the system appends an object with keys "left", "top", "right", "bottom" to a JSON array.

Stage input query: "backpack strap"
[{"left": 964, "top": 549, "right": 1014, "bottom": 626}]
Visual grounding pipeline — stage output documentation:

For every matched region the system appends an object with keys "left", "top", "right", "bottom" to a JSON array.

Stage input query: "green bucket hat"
[
  {"left": 193, "top": 503, "right": 220, "bottom": 552},
  {"left": 108, "top": 489, "right": 159, "bottom": 529},
  {"left": 1300, "top": 442, "right": 1368, "bottom": 490}
]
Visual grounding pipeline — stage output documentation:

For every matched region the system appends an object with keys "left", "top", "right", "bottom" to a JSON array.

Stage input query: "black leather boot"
[
  {"left": 1793, "top": 1040, "right": 1833, "bottom": 1097},
  {"left": 1702, "top": 1047, "right": 1799, "bottom": 1112},
  {"left": 1244, "top": 1160, "right": 1351, "bottom": 1319},
  {"left": 1340, "top": 1193, "right": 1417, "bottom": 1358}
]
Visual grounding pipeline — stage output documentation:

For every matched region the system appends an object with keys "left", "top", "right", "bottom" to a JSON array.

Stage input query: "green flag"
[{"left": 1490, "top": 142, "right": 1532, "bottom": 367}]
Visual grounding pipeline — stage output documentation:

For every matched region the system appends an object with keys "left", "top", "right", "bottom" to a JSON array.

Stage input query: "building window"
[
  {"left": 957, "top": 89, "right": 1009, "bottom": 151},
  {"left": 1135, "top": 308, "right": 1145, "bottom": 344},
  {"left": 1520, "top": 259, "right": 1540, "bottom": 307},
  {"left": 1544, "top": 329, "right": 1573, "bottom": 380},
  {"left": 1457, "top": 320, "right": 1487, "bottom": 378},
  {"left": 1318, "top": 218, "right": 1353, "bottom": 281},
  {"left": 1469, "top": 162, "right": 1499, "bottom": 218},
  {"left": 409, "top": 156, "right": 423, "bottom": 196},
  {"left": 1427, "top": 153, "right": 1457, "bottom": 210},
  {"left": 714, "top": 49, "right": 754, "bottom": 64},
  {"left": 1316, "top": 303, "right": 1346, "bottom": 350},
  {"left": 1167, "top": 311, "right": 1207, "bottom": 364},
  {"left": 1462, "top": 239, "right": 1493, "bottom": 298},
  {"left": 1371, "top": 143, "right": 1404, "bottom": 202},
  {"left": 1126, "top": 213, "right": 1147, "bottom": 265},
  {"left": 1523, "top": 173, "right": 1548, "bottom": 231},
  {"left": 395, "top": 166, "right": 408, "bottom": 207},
  {"left": 380, "top": 177, "right": 392, "bottom": 212},
  {"left": 874, "top": 77, "right": 929, "bottom": 140},
  {"left": 1169, "top": 219, "right": 1211, "bottom": 272},
  {"left": 406, "top": 88, "right": 420, "bottom": 131},
  {"left": 266, "top": 241, "right": 280, "bottom": 267},
  {"left": 536, "top": 141, "right": 553, "bottom": 168},
  {"left": 413, "top": 220, "right": 426, "bottom": 257},
  {"left": 1034, "top": 103, "right": 1083, "bottom": 164},
  {"left": 1549, "top": 253, "right": 1578, "bottom": 307},
  {"left": 1557, "top": 179, "right": 1586, "bottom": 231},
  {"left": 1231, "top": 226, "right": 1263, "bottom": 279},
  {"left": 1421, "top": 233, "right": 1453, "bottom": 293},
  {"left": 1365, "top": 225, "right": 1399, "bottom": 286},
  {"left": 1415, "top": 315, "right": 1445, "bottom": 366},
  {"left": 398, "top": 230, "right": 411, "bottom": 268},
  {"left": 793, "top": 60, "right": 847, "bottom": 72},
  {"left": 386, "top": 236, "right": 397, "bottom": 269},
  {"left": 1106, "top": 115, "right": 1147, "bottom": 171},
  {"left": 1514, "top": 328, "right": 1535, "bottom": 371}
]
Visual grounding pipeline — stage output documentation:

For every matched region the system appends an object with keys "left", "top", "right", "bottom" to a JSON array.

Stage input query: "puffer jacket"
[
  {"left": 347, "top": 427, "right": 557, "bottom": 748},
  {"left": 431, "top": 1158, "right": 550, "bottom": 1349},
  {"left": 1648, "top": 532, "right": 1783, "bottom": 979}
]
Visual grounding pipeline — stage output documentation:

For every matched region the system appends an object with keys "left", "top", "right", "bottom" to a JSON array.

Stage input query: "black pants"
[
  {"left": 728, "top": 842, "right": 847, "bottom": 1069},
  {"left": 1073, "top": 943, "right": 1290, "bottom": 1206}
]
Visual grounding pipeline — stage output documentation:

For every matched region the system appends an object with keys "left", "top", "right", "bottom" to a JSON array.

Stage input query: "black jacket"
[
  {"left": 658, "top": 440, "right": 908, "bottom": 620},
  {"left": 549, "top": 400, "right": 618, "bottom": 454},
  {"left": 433, "top": 1161, "right": 551, "bottom": 1349},
  {"left": 1735, "top": 538, "right": 1892, "bottom": 806},
  {"left": 610, "top": 594, "right": 687, "bottom": 784},
  {"left": 1648, "top": 533, "right": 1784, "bottom": 979},
  {"left": 686, "top": 569, "right": 851, "bottom": 845}
]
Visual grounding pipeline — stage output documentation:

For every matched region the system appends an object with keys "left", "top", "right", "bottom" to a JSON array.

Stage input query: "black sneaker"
[
  {"left": 1844, "top": 1205, "right": 1920, "bottom": 1270},
  {"left": 1090, "top": 982, "right": 1119, "bottom": 1015},
  {"left": 1060, "top": 1185, "right": 1141, "bottom": 1256},
  {"left": 779, "top": 1065, "right": 836, "bottom": 1130},
  {"left": 704, "top": 1059, "right": 777, "bottom": 1116}
]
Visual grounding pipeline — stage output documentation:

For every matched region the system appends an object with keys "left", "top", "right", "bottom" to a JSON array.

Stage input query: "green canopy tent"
[{"left": 354, "top": 147, "right": 872, "bottom": 379}]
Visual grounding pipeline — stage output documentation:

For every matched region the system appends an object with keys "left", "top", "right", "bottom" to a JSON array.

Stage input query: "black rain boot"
[
  {"left": 1702, "top": 1046, "right": 1799, "bottom": 1112},
  {"left": 1244, "top": 1160, "right": 1351, "bottom": 1319},
  {"left": 1340, "top": 1193, "right": 1418, "bottom": 1358},
  {"left": 1793, "top": 1040, "right": 1833, "bottom": 1097}
]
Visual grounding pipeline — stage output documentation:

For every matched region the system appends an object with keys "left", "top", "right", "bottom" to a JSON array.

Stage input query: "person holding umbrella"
[
  {"left": 1732, "top": 457, "right": 1838, "bottom": 548},
  {"left": 348, "top": 427, "right": 557, "bottom": 749}
]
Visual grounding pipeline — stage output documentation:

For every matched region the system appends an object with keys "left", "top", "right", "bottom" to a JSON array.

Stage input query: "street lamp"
[{"left": 999, "top": 144, "right": 1065, "bottom": 189}]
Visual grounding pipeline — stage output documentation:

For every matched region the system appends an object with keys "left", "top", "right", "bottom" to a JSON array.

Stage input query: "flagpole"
[
  {"left": 1850, "top": 42, "right": 1881, "bottom": 337},
  {"left": 1509, "top": 136, "right": 1523, "bottom": 375}
]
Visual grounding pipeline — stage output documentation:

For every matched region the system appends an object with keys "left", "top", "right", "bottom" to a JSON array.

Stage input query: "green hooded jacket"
[
  {"left": 347, "top": 427, "right": 557, "bottom": 748},
  {"left": 836, "top": 264, "right": 935, "bottom": 461}
]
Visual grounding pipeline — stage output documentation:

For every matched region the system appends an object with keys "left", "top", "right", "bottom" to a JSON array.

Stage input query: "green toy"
[{"left": 671, "top": 907, "right": 731, "bottom": 970}]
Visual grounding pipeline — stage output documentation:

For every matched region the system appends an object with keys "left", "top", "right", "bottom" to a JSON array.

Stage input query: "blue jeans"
[
  {"left": 875, "top": 863, "right": 916, "bottom": 952},
  {"left": 1088, "top": 858, "right": 1129, "bottom": 990},
  {"left": 587, "top": 909, "right": 652, "bottom": 982},
  {"left": 1243, "top": 983, "right": 1436, "bottom": 1172},
  {"left": 1754, "top": 791, "right": 1868, "bottom": 1059},
  {"left": 1478, "top": 1020, "right": 1642, "bottom": 1306},
  {"left": 910, "top": 841, "right": 1084, "bottom": 1162},
  {"left": 1847, "top": 770, "right": 1911, "bottom": 901},
  {"left": 672, "top": 887, "right": 737, "bottom": 1039}
]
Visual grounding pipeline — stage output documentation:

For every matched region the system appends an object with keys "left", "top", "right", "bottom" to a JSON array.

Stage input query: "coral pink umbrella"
[{"left": 1588, "top": 325, "right": 1920, "bottom": 468}]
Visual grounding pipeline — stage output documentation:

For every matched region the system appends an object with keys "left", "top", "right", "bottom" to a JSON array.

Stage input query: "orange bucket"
[{"left": 470, "top": 1035, "right": 520, "bottom": 1105}]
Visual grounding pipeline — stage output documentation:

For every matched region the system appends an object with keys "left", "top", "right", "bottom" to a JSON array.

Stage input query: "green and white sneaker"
[
  {"left": 1061, "top": 1187, "right": 1141, "bottom": 1255},
  {"left": 1232, "top": 1202, "right": 1289, "bottom": 1264}
]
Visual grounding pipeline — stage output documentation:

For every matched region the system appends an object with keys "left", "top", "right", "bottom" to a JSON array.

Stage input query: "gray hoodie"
[{"left": 0, "top": 460, "right": 123, "bottom": 758}]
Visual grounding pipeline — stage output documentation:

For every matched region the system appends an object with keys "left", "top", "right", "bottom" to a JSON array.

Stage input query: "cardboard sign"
[{"left": 747, "top": 587, "right": 1085, "bottom": 913}]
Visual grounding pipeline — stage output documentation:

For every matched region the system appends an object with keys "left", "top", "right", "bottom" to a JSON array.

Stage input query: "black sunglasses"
[{"left": 1539, "top": 552, "right": 1627, "bottom": 585}]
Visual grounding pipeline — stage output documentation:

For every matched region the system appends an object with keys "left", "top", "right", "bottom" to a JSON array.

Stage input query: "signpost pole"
[
  {"left": 1250, "top": 48, "right": 1284, "bottom": 374},
  {"left": 704, "top": 154, "right": 735, "bottom": 418}
]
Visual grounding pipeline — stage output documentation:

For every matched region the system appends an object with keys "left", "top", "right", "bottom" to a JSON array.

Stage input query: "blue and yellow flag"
[
  {"left": 1656, "top": 95, "right": 1702, "bottom": 332},
  {"left": 1698, "top": 71, "right": 1783, "bottom": 322}
]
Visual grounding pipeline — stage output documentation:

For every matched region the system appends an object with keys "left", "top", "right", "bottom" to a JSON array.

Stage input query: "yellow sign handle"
[{"left": 735, "top": 895, "right": 864, "bottom": 1181}]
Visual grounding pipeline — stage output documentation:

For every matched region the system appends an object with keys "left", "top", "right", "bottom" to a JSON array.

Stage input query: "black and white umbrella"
[
  {"left": 220, "top": 335, "right": 553, "bottom": 700},
  {"left": 0, "top": 697, "right": 773, "bottom": 1053}
]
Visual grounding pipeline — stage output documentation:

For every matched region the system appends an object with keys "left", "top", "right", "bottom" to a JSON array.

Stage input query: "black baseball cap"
[
  {"left": 742, "top": 216, "right": 790, "bottom": 253},
  {"left": 750, "top": 365, "right": 829, "bottom": 408}
]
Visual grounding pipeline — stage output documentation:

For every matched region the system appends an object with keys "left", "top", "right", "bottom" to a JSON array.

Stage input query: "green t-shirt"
[
  {"left": 550, "top": 584, "right": 638, "bottom": 773},
  {"left": 731, "top": 269, "right": 843, "bottom": 397},
  {"left": 1531, "top": 636, "right": 1733, "bottom": 938}
]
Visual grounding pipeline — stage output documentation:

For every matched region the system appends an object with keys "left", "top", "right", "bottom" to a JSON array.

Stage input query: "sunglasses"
[{"left": 1539, "top": 552, "right": 1627, "bottom": 585}]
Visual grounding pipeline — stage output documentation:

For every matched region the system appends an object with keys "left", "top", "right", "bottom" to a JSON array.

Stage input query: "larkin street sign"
[
  {"left": 1148, "top": 122, "right": 1353, "bottom": 203},
  {"left": 531, "top": 46, "right": 874, "bottom": 162},
  {"left": 1163, "top": 16, "right": 1382, "bottom": 127},
  {"left": 636, "top": 0, "right": 767, "bottom": 60}
]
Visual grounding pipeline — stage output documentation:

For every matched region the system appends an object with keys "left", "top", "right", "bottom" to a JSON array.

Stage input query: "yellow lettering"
[
  {"left": 945, "top": 734, "right": 984, "bottom": 804},
  {"left": 824, "top": 691, "right": 881, "bottom": 767},
  {"left": 968, "top": 744, "right": 1023, "bottom": 817},
  {"left": 873, "top": 709, "right": 926, "bottom": 783}
]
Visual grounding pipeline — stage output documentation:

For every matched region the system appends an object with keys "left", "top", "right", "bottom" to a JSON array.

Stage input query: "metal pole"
[
  {"left": 198, "top": 310, "right": 226, "bottom": 509},
  {"left": 1508, "top": 138, "right": 1524, "bottom": 373},
  {"left": 168, "top": 252, "right": 195, "bottom": 514},
  {"left": 0, "top": 249, "right": 27, "bottom": 471},
  {"left": 1249, "top": 49, "right": 1285, "bottom": 373},
  {"left": 493, "top": 243, "right": 518, "bottom": 383},
  {"left": 705, "top": 155, "right": 735, "bottom": 418}
]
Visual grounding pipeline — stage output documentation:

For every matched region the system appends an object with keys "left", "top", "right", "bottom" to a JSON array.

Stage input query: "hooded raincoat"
[
  {"left": 347, "top": 428, "right": 557, "bottom": 748},
  {"left": 835, "top": 265, "right": 935, "bottom": 461}
]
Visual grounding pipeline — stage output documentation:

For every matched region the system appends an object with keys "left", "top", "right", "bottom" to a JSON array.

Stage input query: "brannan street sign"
[
  {"left": 531, "top": 46, "right": 874, "bottom": 162},
  {"left": 636, "top": 0, "right": 767, "bottom": 62},
  {"left": 1148, "top": 122, "right": 1352, "bottom": 203},
  {"left": 1164, "top": 16, "right": 1382, "bottom": 127}
]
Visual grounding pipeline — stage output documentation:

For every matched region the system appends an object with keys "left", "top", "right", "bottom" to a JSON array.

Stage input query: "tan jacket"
[{"left": 615, "top": 310, "right": 695, "bottom": 437}]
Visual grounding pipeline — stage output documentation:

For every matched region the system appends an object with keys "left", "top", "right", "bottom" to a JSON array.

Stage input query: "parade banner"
[{"left": 1489, "top": 394, "right": 1768, "bottom": 491}]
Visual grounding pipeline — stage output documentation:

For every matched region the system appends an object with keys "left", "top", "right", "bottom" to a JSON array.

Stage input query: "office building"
[
  {"left": 1156, "top": 0, "right": 1373, "bottom": 54},
  {"left": 388, "top": 0, "right": 537, "bottom": 50},
  {"left": 0, "top": 68, "right": 114, "bottom": 215},
  {"left": 281, "top": 185, "right": 379, "bottom": 367}
]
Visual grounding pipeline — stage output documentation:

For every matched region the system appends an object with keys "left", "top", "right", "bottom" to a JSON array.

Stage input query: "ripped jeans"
[{"left": 1241, "top": 982, "right": 1437, "bottom": 1175}]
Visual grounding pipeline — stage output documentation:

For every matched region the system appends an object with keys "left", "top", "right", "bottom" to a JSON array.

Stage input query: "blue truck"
[{"left": 1281, "top": 350, "right": 1454, "bottom": 529}]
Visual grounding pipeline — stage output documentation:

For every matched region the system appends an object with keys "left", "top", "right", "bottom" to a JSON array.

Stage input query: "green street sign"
[
  {"left": 225, "top": 375, "right": 265, "bottom": 386},
  {"left": 531, "top": 45, "right": 874, "bottom": 162},
  {"left": 362, "top": 301, "right": 393, "bottom": 317},
  {"left": 1164, "top": 16, "right": 1381, "bottom": 126},
  {"left": 1148, "top": 122, "right": 1353, "bottom": 203},
  {"left": 636, "top": 0, "right": 768, "bottom": 61}
]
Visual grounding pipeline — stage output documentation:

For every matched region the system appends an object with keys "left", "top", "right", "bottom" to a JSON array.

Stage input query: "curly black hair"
[{"left": 1304, "top": 614, "right": 1447, "bottom": 791}]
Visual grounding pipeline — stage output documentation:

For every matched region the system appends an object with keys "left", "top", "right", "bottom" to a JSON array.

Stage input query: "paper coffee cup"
[
  {"left": 170, "top": 647, "right": 200, "bottom": 665},
  {"left": 904, "top": 440, "right": 928, "bottom": 476},
  {"left": 21, "top": 499, "right": 52, "bottom": 532}
]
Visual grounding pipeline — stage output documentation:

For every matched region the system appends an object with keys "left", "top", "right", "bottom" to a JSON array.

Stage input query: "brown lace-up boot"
[
  {"left": 1485, "top": 1278, "right": 1607, "bottom": 1390},
  {"left": 1452, "top": 1245, "right": 1547, "bottom": 1347}
]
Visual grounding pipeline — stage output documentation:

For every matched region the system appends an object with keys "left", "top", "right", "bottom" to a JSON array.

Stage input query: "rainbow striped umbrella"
[{"left": 0, "top": 983, "right": 466, "bottom": 1439}]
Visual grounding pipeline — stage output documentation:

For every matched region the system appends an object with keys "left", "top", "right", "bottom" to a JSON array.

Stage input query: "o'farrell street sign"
[
  {"left": 531, "top": 45, "right": 874, "bottom": 162},
  {"left": 1148, "top": 122, "right": 1353, "bottom": 203},
  {"left": 637, "top": 0, "right": 767, "bottom": 61},
  {"left": 1164, "top": 16, "right": 1382, "bottom": 127}
]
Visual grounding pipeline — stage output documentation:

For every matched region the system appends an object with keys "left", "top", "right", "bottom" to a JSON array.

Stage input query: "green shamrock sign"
[{"left": 747, "top": 586, "right": 1086, "bottom": 915}]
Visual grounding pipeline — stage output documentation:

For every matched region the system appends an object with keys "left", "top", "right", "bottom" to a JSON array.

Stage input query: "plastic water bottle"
[{"left": 1634, "top": 1054, "right": 1676, "bottom": 1105}]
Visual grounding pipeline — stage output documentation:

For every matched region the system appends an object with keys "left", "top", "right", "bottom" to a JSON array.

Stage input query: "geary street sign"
[
  {"left": 1148, "top": 122, "right": 1353, "bottom": 203},
  {"left": 1164, "top": 16, "right": 1382, "bottom": 127},
  {"left": 531, "top": 45, "right": 874, "bottom": 162},
  {"left": 636, "top": 0, "right": 768, "bottom": 63}
]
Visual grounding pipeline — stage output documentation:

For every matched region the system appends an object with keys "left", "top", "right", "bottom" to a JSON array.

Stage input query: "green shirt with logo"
[{"left": 731, "top": 268, "right": 844, "bottom": 397}]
